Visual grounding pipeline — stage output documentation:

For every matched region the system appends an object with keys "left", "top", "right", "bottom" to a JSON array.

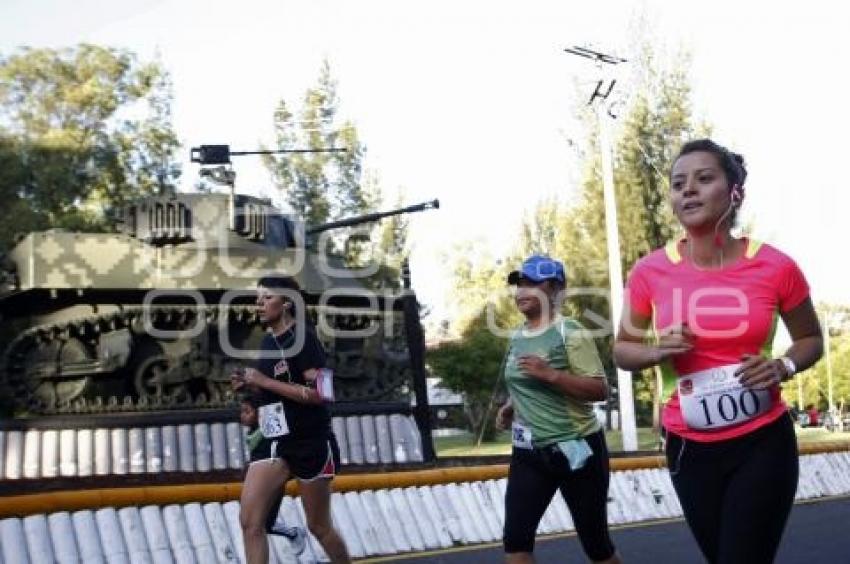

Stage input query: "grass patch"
[{"left": 434, "top": 425, "right": 850, "bottom": 457}]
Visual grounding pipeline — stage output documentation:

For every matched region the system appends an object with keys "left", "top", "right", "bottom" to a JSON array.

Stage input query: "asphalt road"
[{"left": 359, "top": 496, "right": 850, "bottom": 564}]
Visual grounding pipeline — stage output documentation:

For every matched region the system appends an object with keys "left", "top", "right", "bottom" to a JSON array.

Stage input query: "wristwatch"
[{"left": 778, "top": 356, "right": 797, "bottom": 380}]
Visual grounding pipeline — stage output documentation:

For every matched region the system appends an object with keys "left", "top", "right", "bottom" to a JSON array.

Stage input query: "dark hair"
[
  {"left": 239, "top": 390, "right": 262, "bottom": 409},
  {"left": 674, "top": 138, "right": 747, "bottom": 225},
  {"left": 257, "top": 275, "right": 302, "bottom": 316},
  {"left": 257, "top": 275, "right": 301, "bottom": 293}
]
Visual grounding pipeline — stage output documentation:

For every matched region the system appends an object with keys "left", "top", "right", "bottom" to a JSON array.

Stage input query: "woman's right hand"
[
  {"left": 230, "top": 367, "right": 246, "bottom": 391},
  {"left": 652, "top": 324, "right": 695, "bottom": 362},
  {"left": 495, "top": 403, "right": 514, "bottom": 431}
]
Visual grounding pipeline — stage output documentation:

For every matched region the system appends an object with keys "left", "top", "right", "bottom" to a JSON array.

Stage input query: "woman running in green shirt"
[{"left": 497, "top": 255, "right": 621, "bottom": 564}]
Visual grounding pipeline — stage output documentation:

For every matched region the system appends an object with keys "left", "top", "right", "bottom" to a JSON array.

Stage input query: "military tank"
[{"left": 0, "top": 145, "right": 438, "bottom": 417}]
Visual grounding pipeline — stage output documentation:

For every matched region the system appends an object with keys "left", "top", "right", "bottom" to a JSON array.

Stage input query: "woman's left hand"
[
  {"left": 736, "top": 354, "right": 787, "bottom": 390},
  {"left": 517, "top": 355, "right": 556, "bottom": 383},
  {"left": 241, "top": 368, "right": 270, "bottom": 391}
]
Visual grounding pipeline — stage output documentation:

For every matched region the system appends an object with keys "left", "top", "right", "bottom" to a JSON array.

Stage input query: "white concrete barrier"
[
  {"left": 372, "top": 489, "right": 410, "bottom": 553},
  {"left": 23, "top": 429, "right": 40, "bottom": 479},
  {"left": 4, "top": 430, "right": 23, "bottom": 479},
  {"left": 180, "top": 504, "right": 216, "bottom": 564},
  {"left": 177, "top": 425, "right": 194, "bottom": 473},
  {"left": 40, "top": 430, "right": 59, "bottom": 479},
  {"left": 71, "top": 510, "right": 106, "bottom": 564},
  {"left": 374, "top": 415, "right": 394, "bottom": 465},
  {"left": 221, "top": 501, "right": 246, "bottom": 564},
  {"left": 145, "top": 428, "right": 162, "bottom": 474},
  {"left": 359, "top": 416, "right": 379, "bottom": 465},
  {"left": 344, "top": 416, "right": 364, "bottom": 465},
  {"left": 193, "top": 424, "right": 211, "bottom": 473},
  {"left": 163, "top": 510, "right": 197, "bottom": 564},
  {"left": 390, "top": 488, "right": 425, "bottom": 552},
  {"left": 431, "top": 484, "right": 471, "bottom": 544},
  {"left": 404, "top": 416, "right": 424, "bottom": 462},
  {"left": 415, "top": 485, "right": 454, "bottom": 548},
  {"left": 59, "top": 429, "right": 77, "bottom": 477},
  {"left": 469, "top": 481, "right": 502, "bottom": 540},
  {"left": 77, "top": 430, "right": 94, "bottom": 477},
  {"left": 201, "top": 503, "right": 238, "bottom": 563},
  {"left": 7, "top": 450, "right": 850, "bottom": 561},
  {"left": 160, "top": 426, "right": 178, "bottom": 473},
  {"left": 95, "top": 507, "right": 130, "bottom": 564},
  {"left": 295, "top": 497, "right": 327, "bottom": 562},
  {"left": 139, "top": 506, "right": 173, "bottom": 564},
  {"left": 23, "top": 514, "right": 55, "bottom": 564},
  {"left": 331, "top": 418, "right": 349, "bottom": 465},
  {"left": 1, "top": 517, "right": 30, "bottom": 564},
  {"left": 329, "top": 493, "right": 364, "bottom": 558},
  {"left": 110, "top": 429, "right": 129, "bottom": 476},
  {"left": 128, "top": 428, "right": 146, "bottom": 475},
  {"left": 341, "top": 492, "right": 380, "bottom": 556},
  {"left": 209, "top": 423, "right": 227, "bottom": 471},
  {"left": 94, "top": 429, "right": 111, "bottom": 476},
  {"left": 224, "top": 423, "right": 243, "bottom": 470},
  {"left": 457, "top": 483, "right": 494, "bottom": 542},
  {"left": 388, "top": 415, "right": 408, "bottom": 464},
  {"left": 48, "top": 512, "right": 81, "bottom": 564},
  {"left": 280, "top": 496, "right": 314, "bottom": 562},
  {"left": 117, "top": 507, "right": 152, "bottom": 564}
]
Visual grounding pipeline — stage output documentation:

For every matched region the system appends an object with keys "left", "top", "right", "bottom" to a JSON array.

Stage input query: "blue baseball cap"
[{"left": 507, "top": 255, "right": 566, "bottom": 285}]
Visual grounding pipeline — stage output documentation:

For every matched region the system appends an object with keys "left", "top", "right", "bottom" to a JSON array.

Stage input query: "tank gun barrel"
[{"left": 306, "top": 199, "right": 439, "bottom": 235}]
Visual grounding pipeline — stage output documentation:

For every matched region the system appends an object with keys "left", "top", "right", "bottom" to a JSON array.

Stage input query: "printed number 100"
[{"left": 699, "top": 390, "right": 761, "bottom": 426}]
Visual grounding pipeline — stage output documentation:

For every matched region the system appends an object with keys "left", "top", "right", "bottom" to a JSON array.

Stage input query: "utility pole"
[{"left": 564, "top": 45, "right": 638, "bottom": 451}]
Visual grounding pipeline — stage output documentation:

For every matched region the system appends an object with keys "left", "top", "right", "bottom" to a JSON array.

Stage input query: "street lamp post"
[{"left": 564, "top": 46, "right": 638, "bottom": 451}]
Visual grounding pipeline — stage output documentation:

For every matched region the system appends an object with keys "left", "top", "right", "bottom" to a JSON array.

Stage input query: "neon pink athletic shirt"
[{"left": 626, "top": 238, "right": 810, "bottom": 442}]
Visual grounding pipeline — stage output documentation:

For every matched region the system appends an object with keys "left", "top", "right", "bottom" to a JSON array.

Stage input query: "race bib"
[
  {"left": 258, "top": 402, "right": 290, "bottom": 438},
  {"left": 511, "top": 421, "right": 533, "bottom": 449},
  {"left": 678, "top": 363, "right": 773, "bottom": 430}
]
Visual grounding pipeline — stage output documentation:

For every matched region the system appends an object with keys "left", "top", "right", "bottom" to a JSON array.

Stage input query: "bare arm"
[
  {"left": 738, "top": 298, "right": 824, "bottom": 388},
  {"left": 516, "top": 356, "right": 608, "bottom": 401},
  {"left": 779, "top": 298, "right": 824, "bottom": 373},
  {"left": 613, "top": 304, "right": 693, "bottom": 371},
  {"left": 239, "top": 367, "right": 326, "bottom": 405}
]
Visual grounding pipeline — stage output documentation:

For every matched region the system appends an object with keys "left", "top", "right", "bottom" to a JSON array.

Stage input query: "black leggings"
[
  {"left": 503, "top": 430, "right": 616, "bottom": 560},
  {"left": 665, "top": 414, "right": 798, "bottom": 564}
]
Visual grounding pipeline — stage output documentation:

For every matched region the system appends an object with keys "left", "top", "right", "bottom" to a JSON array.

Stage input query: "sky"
[{"left": 3, "top": 0, "right": 849, "bottom": 339}]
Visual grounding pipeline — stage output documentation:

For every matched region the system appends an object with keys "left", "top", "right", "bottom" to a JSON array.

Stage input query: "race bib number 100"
[{"left": 678, "top": 363, "right": 773, "bottom": 430}]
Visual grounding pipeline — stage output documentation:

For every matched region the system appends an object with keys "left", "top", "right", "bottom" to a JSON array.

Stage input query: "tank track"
[{"left": 1, "top": 305, "right": 413, "bottom": 415}]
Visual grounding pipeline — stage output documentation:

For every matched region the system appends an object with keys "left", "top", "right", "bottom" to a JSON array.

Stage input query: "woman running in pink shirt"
[{"left": 614, "top": 139, "right": 823, "bottom": 564}]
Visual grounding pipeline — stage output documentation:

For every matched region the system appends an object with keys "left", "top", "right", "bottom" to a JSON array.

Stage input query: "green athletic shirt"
[{"left": 504, "top": 317, "right": 604, "bottom": 446}]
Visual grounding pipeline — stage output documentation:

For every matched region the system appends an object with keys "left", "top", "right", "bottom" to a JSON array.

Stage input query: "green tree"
[
  {"left": 439, "top": 43, "right": 703, "bottom": 434},
  {"left": 263, "top": 59, "right": 368, "bottom": 228},
  {"left": 784, "top": 304, "right": 850, "bottom": 412},
  {"left": 0, "top": 45, "right": 181, "bottom": 249},
  {"left": 263, "top": 60, "right": 411, "bottom": 287},
  {"left": 427, "top": 310, "right": 510, "bottom": 444}
]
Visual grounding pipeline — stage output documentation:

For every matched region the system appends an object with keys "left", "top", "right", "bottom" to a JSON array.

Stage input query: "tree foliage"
[
  {"left": 263, "top": 60, "right": 408, "bottom": 287},
  {"left": 0, "top": 44, "right": 181, "bottom": 250},
  {"left": 427, "top": 311, "right": 510, "bottom": 444},
  {"left": 438, "top": 43, "right": 703, "bottom": 432},
  {"left": 783, "top": 304, "right": 850, "bottom": 412}
]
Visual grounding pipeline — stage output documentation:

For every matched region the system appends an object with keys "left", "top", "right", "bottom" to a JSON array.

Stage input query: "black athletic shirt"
[{"left": 253, "top": 323, "right": 331, "bottom": 442}]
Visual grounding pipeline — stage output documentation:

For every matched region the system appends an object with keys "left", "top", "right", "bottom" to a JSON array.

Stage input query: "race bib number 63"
[{"left": 678, "top": 363, "right": 773, "bottom": 430}]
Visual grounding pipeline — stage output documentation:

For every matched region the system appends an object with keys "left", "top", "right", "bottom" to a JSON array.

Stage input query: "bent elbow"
[
  {"left": 612, "top": 342, "right": 634, "bottom": 371},
  {"left": 812, "top": 336, "right": 825, "bottom": 364}
]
